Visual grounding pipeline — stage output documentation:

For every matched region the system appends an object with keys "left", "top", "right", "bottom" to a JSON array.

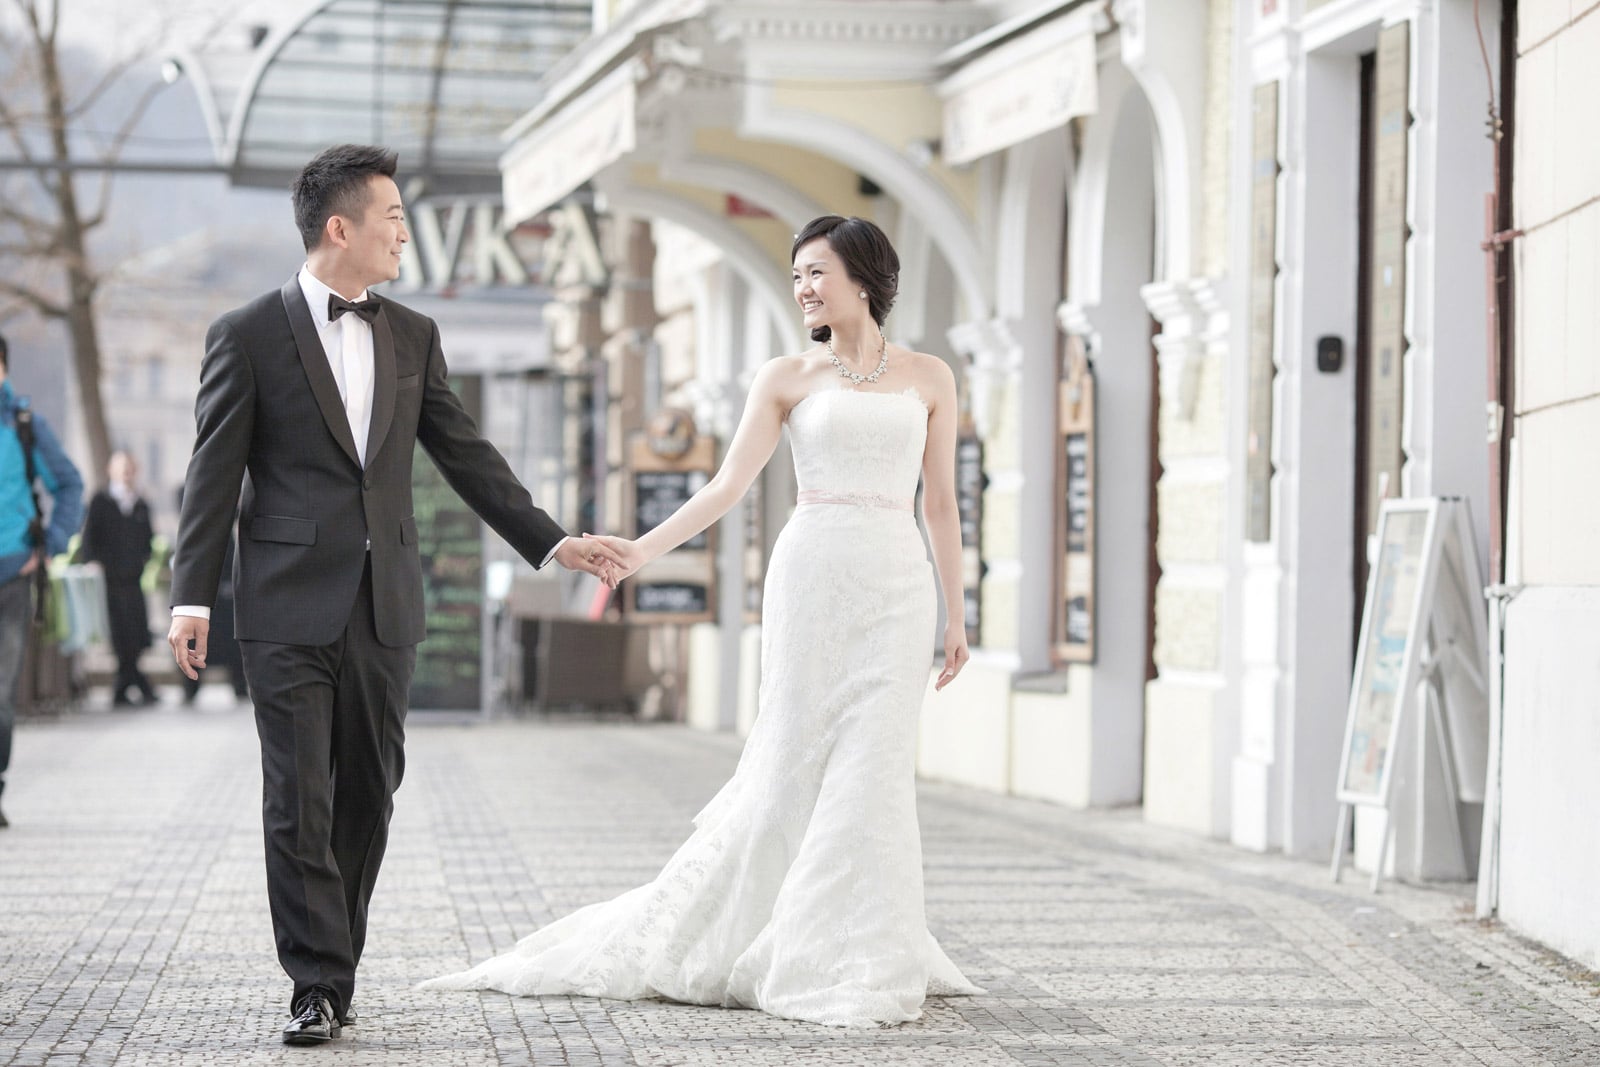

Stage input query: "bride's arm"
[
  {"left": 592, "top": 359, "right": 793, "bottom": 574},
  {"left": 920, "top": 358, "right": 970, "bottom": 689}
]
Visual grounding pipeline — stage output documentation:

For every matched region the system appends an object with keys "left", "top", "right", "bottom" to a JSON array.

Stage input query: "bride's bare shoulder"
[
  {"left": 757, "top": 351, "right": 827, "bottom": 413},
  {"left": 895, "top": 348, "right": 958, "bottom": 402}
]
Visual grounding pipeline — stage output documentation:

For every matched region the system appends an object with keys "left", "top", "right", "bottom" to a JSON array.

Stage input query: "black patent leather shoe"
[{"left": 282, "top": 991, "right": 341, "bottom": 1046}]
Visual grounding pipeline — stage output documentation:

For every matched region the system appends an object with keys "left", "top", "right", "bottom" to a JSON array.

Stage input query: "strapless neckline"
[{"left": 789, "top": 386, "right": 928, "bottom": 420}]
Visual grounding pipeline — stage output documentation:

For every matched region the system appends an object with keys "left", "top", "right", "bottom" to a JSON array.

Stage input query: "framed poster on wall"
[
  {"left": 955, "top": 418, "right": 985, "bottom": 646},
  {"left": 1054, "top": 336, "right": 1095, "bottom": 665}
]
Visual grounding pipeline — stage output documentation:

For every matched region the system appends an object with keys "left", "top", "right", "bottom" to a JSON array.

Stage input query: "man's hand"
[
  {"left": 167, "top": 615, "right": 210, "bottom": 681},
  {"left": 553, "top": 537, "right": 624, "bottom": 589},
  {"left": 17, "top": 551, "right": 42, "bottom": 577},
  {"left": 581, "top": 534, "right": 646, "bottom": 584}
]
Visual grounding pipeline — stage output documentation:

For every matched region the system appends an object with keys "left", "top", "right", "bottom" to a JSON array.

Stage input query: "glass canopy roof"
[{"left": 194, "top": 0, "right": 593, "bottom": 194}]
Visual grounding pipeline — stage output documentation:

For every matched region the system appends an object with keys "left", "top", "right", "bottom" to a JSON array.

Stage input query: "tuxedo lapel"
[
  {"left": 279, "top": 277, "right": 362, "bottom": 471},
  {"left": 365, "top": 302, "right": 397, "bottom": 467}
]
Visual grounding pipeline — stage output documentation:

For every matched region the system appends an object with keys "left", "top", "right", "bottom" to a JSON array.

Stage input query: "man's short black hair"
[{"left": 291, "top": 144, "right": 400, "bottom": 252}]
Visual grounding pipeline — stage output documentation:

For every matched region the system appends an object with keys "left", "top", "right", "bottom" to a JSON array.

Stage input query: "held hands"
[
  {"left": 581, "top": 533, "right": 646, "bottom": 584},
  {"left": 936, "top": 625, "right": 969, "bottom": 691},
  {"left": 167, "top": 615, "right": 211, "bottom": 681},
  {"left": 553, "top": 537, "right": 625, "bottom": 589}
]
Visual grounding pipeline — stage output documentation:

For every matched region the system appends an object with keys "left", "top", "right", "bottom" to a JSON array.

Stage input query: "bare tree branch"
[
  {"left": 0, "top": 235, "right": 58, "bottom": 257},
  {"left": 0, "top": 197, "right": 55, "bottom": 244},
  {"left": 64, "top": 21, "right": 171, "bottom": 123},
  {"left": 0, "top": 90, "right": 41, "bottom": 165},
  {"left": 79, "top": 79, "right": 167, "bottom": 232},
  {"left": 0, "top": 276, "right": 67, "bottom": 319}
]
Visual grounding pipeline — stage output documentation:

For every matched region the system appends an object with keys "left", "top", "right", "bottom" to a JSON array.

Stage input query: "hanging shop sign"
[
  {"left": 1054, "top": 336, "right": 1096, "bottom": 665},
  {"left": 939, "top": 11, "right": 1099, "bottom": 166},
  {"left": 1245, "top": 80, "right": 1280, "bottom": 542},
  {"left": 626, "top": 408, "right": 716, "bottom": 624},
  {"left": 391, "top": 197, "right": 607, "bottom": 296},
  {"left": 502, "top": 60, "right": 639, "bottom": 226}
]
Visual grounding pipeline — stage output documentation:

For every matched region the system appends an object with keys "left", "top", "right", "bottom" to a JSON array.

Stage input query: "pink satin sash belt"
[{"left": 796, "top": 489, "right": 913, "bottom": 512}]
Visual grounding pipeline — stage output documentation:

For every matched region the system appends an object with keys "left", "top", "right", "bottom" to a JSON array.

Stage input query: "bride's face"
[{"left": 792, "top": 237, "right": 863, "bottom": 333}]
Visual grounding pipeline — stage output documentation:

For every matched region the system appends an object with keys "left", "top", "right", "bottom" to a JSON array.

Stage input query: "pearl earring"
[{"left": 859, "top": 290, "right": 867, "bottom": 299}]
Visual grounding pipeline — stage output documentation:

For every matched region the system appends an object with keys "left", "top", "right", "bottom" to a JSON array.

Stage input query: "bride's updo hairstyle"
[{"left": 791, "top": 215, "right": 899, "bottom": 343}]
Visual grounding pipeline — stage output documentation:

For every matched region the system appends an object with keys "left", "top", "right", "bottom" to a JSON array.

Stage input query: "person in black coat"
[{"left": 78, "top": 450, "right": 156, "bottom": 706}]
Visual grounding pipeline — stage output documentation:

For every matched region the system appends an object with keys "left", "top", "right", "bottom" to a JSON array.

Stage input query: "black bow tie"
[{"left": 328, "top": 294, "right": 380, "bottom": 323}]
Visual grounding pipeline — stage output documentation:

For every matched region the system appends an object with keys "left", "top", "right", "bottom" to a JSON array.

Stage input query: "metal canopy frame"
[{"left": 179, "top": 0, "right": 591, "bottom": 194}]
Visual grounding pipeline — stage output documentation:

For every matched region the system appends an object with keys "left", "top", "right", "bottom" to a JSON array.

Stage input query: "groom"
[{"left": 167, "top": 144, "right": 618, "bottom": 1045}]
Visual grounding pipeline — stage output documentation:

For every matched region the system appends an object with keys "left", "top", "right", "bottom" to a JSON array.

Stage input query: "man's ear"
[{"left": 324, "top": 214, "right": 349, "bottom": 250}]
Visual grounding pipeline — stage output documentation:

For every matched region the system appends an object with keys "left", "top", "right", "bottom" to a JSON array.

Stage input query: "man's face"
[
  {"left": 334, "top": 175, "right": 409, "bottom": 288},
  {"left": 108, "top": 452, "right": 135, "bottom": 487}
]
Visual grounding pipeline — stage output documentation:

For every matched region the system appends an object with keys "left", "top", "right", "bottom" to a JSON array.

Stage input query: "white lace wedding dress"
[{"left": 419, "top": 385, "right": 983, "bottom": 1027}]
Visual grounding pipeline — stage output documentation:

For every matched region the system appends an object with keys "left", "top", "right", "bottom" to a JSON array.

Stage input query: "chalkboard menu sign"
[
  {"left": 955, "top": 428, "right": 984, "bottom": 644},
  {"left": 410, "top": 375, "right": 485, "bottom": 711},
  {"left": 1055, "top": 341, "right": 1096, "bottom": 664},
  {"left": 1065, "top": 434, "right": 1090, "bottom": 553},
  {"left": 636, "top": 583, "right": 710, "bottom": 615},
  {"left": 635, "top": 470, "right": 709, "bottom": 549},
  {"left": 626, "top": 435, "right": 716, "bottom": 624}
]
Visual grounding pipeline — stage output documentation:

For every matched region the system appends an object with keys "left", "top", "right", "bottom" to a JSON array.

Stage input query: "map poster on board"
[
  {"left": 409, "top": 374, "right": 485, "bottom": 712},
  {"left": 1338, "top": 502, "right": 1434, "bottom": 801}
]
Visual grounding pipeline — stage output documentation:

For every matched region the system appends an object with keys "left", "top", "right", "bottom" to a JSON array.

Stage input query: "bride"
[{"left": 419, "top": 214, "right": 983, "bottom": 1027}]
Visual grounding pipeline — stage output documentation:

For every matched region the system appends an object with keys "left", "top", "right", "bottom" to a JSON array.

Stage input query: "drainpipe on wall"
[{"left": 1472, "top": 0, "right": 1522, "bottom": 921}]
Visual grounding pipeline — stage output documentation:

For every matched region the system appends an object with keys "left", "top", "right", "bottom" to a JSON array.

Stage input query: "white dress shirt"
[
  {"left": 174, "top": 268, "right": 567, "bottom": 622},
  {"left": 296, "top": 266, "right": 375, "bottom": 467}
]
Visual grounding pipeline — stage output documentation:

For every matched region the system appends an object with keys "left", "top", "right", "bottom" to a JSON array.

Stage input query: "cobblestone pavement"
[{"left": 3, "top": 698, "right": 1600, "bottom": 1066}]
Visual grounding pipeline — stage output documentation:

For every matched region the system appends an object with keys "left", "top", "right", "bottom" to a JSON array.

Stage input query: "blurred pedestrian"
[
  {"left": 0, "top": 331, "right": 84, "bottom": 829},
  {"left": 78, "top": 451, "right": 156, "bottom": 707}
]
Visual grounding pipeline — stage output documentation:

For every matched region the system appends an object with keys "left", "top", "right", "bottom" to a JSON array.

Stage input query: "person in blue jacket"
[{"left": 0, "top": 331, "right": 84, "bottom": 829}]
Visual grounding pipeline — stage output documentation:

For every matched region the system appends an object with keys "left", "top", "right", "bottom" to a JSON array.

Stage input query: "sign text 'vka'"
[{"left": 394, "top": 199, "right": 606, "bottom": 293}]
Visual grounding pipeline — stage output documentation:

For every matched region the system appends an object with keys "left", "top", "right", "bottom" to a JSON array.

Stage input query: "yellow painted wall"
[
  {"left": 692, "top": 128, "right": 874, "bottom": 223},
  {"left": 626, "top": 163, "right": 794, "bottom": 274},
  {"left": 769, "top": 81, "right": 979, "bottom": 220}
]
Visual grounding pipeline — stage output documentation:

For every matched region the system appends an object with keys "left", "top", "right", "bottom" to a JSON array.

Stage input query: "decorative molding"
[
  {"left": 712, "top": 3, "right": 989, "bottom": 49},
  {"left": 1143, "top": 275, "right": 1228, "bottom": 421},
  {"left": 947, "top": 316, "right": 1023, "bottom": 441}
]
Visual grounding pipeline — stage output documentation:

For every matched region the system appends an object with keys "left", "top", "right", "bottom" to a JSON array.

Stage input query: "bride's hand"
[
  {"left": 936, "top": 625, "right": 969, "bottom": 691},
  {"left": 582, "top": 533, "right": 646, "bottom": 583}
]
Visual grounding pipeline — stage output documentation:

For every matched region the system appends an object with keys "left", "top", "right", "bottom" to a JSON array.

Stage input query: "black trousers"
[
  {"left": 106, "top": 580, "right": 152, "bottom": 699},
  {"left": 240, "top": 559, "right": 416, "bottom": 1020}
]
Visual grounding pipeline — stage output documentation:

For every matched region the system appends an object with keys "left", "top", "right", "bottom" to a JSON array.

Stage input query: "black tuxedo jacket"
[{"left": 171, "top": 277, "right": 567, "bottom": 648}]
